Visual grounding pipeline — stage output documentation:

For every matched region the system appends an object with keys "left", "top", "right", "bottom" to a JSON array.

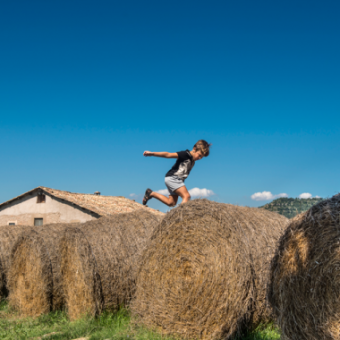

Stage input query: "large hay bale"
[
  {"left": 7, "top": 223, "right": 78, "bottom": 316},
  {"left": 0, "top": 225, "right": 32, "bottom": 298},
  {"left": 131, "top": 199, "right": 288, "bottom": 340},
  {"left": 268, "top": 194, "right": 340, "bottom": 340},
  {"left": 59, "top": 209, "right": 163, "bottom": 320}
]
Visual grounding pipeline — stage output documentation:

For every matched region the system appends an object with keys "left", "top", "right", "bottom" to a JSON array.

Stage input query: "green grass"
[
  {"left": 0, "top": 301, "right": 280, "bottom": 340},
  {"left": 240, "top": 324, "right": 281, "bottom": 340}
]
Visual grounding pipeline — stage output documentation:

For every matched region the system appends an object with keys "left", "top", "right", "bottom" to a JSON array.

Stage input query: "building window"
[
  {"left": 34, "top": 218, "right": 43, "bottom": 226},
  {"left": 37, "top": 194, "right": 46, "bottom": 203},
  {"left": 8, "top": 222, "right": 16, "bottom": 226}
]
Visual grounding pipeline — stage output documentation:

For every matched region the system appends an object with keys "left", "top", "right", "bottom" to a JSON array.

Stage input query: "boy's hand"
[{"left": 143, "top": 151, "right": 153, "bottom": 157}]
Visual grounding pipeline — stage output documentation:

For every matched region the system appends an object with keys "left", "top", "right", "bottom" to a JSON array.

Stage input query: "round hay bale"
[
  {"left": 60, "top": 209, "right": 163, "bottom": 320},
  {"left": 131, "top": 199, "right": 288, "bottom": 340},
  {"left": 0, "top": 225, "right": 32, "bottom": 298},
  {"left": 268, "top": 194, "right": 340, "bottom": 340},
  {"left": 7, "top": 223, "right": 78, "bottom": 316}
]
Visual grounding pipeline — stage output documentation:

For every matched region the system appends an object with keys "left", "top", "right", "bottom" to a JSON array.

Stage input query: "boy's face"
[{"left": 192, "top": 150, "right": 204, "bottom": 161}]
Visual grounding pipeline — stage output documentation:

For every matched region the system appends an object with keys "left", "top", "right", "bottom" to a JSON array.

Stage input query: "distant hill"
[{"left": 260, "top": 197, "right": 323, "bottom": 219}]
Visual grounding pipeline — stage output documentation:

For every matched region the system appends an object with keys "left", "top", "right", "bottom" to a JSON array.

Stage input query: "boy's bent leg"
[
  {"left": 168, "top": 195, "right": 179, "bottom": 207},
  {"left": 174, "top": 186, "right": 191, "bottom": 204},
  {"left": 150, "top": 192, "right": 179, "bottom": 207}
]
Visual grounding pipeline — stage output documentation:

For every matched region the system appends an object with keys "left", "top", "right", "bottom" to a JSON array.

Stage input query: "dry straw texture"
[
  {"left": 60, "top": 209, "right": 163, "bottom": 320},
  {"left": 8, "top": 223, "right": 78, "bottom": 316},
  {"left": 269, "top": 194, "right": 340, "bottom": 340},
  {"left": 0, "top": 225, "right": 32, "bottom": 298},
  {"left": 131, "top": 199, "right": 288, "bottom": 340}
]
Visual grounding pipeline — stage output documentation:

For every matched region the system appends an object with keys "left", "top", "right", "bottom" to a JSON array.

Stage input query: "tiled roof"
[{"left": 0, "top": 187, "right": 164, "bottom": 217}]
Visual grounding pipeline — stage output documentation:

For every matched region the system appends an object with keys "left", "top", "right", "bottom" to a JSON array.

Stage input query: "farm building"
[{"left": 0, "top": 186, "right": 162, "bottom": 226}]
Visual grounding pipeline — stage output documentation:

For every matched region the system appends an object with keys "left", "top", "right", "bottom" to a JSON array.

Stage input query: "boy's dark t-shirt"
[{"left": 165, "top": 150, "right": 195, "bottom": 181}]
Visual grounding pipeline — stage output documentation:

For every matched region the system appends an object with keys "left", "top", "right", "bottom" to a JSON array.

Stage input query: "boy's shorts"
[{"left": 165, "top": 176, "right": 185, "bottom": 196}]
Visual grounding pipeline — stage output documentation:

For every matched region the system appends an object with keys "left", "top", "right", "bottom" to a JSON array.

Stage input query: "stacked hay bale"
[
  {"left": 268, "top": 194, "right": 340, "bottom": 340},
  {"left": 248, "top": 207, "right": 289, "bottom": 326},
  {"left": 7, "top": 223, "right": 79, "bottom": 316},
  {"left": 131, "top": 199, "right": 288, "bottom": 340},
  {"left": 59, "top": 209, "right": 163, "bottom": 320},
  {"left": 0, "top": 225, "right": 32, "bottom": 298}
]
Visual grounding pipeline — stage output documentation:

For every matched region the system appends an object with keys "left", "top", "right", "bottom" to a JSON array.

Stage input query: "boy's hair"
[{"left": 193, "top": 140, "right": 211, "bottom": 157}]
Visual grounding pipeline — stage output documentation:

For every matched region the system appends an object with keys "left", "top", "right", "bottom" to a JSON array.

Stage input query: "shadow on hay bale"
[
  {"left": 7, "top": 223, "right": 79, "bottom": 316},
  {"left": 59, "top": 209, "right": 163, "bottom": 320},
  {"left": 0, "top": 225, "right": 33, "bottom": 299},
  {"left": 268, "top": 194, "right": 340, "bottom": 340},
  {"left": 131, "top": 199, "right": 288, "bottom": 340}
]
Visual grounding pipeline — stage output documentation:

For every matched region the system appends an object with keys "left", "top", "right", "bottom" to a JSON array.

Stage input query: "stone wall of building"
[{"left": 0, "top": 192, "right": 98, "bottom": 226}]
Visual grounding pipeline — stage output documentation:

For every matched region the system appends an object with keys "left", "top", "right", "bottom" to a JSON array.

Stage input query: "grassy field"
[{"left": 0, "top": 301, "right": 281, "bottom": 340}]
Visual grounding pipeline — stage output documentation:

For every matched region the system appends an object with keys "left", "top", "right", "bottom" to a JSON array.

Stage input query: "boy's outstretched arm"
[{"left": 143, "top": 151, "right": 178, "bottom": 158}]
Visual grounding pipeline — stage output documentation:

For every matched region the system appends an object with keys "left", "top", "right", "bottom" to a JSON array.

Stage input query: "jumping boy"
[{"left": 142, "top": 140, "right": 211, "bottom": 207}]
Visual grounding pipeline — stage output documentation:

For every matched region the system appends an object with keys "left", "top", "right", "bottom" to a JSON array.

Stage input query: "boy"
[{"left": 142, "top": 140, "right": 211, "bottom": 207}]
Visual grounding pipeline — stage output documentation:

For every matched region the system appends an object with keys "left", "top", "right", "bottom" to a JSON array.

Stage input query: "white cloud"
[
  {"left": 129, "top": 193, "right": 143, "bottom": 200},
  {"left": 156, "top": 189, "right": 170, "bottom": 195},
  {"left": 299, "top": 193, "right": 312, "bottom": 199},
  {"left": 299, "top": 193, "right": 321, "bottom": 199},
  {"left": 251, "top": 191, "right": 288, "bottom": 201},
  {"left": 189, "top": 188, "right": 215, "bottom": 198}
]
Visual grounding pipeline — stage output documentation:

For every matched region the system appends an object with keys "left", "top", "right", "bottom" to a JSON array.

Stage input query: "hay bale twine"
[
  {"left": 0, "top": 225, "right": 32, "bottom": 298},
  {"left": 268, "top": 194, "right": 340, "bottom": 340},
  {"left": 60, "top": 209, "right": 163, "bottom": 320},
  {"left": 131, "top": 199, "right": 288, "bottom": 340},
  {"left": 7, "top": 223, "right": 78, "bottom": 316}
]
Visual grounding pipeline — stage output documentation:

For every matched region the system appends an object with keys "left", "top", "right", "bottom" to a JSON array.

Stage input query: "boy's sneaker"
[{"left": 142, "top": 188, "right": 153, "bottom": 205}]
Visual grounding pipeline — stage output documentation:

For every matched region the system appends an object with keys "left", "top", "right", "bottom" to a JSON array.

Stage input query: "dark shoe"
[{"left": 142, "top": 188, "right": 153, "bottom": 205}]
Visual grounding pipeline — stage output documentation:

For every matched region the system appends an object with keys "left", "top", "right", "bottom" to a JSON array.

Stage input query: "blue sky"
[{"left": 1, "top": 0, "right": 339, "bottom": 212}]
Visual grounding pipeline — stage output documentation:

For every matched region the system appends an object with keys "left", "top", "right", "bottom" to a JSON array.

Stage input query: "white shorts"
[{"left": 165, "top": 176, "right": 185, "bottom": 196}]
